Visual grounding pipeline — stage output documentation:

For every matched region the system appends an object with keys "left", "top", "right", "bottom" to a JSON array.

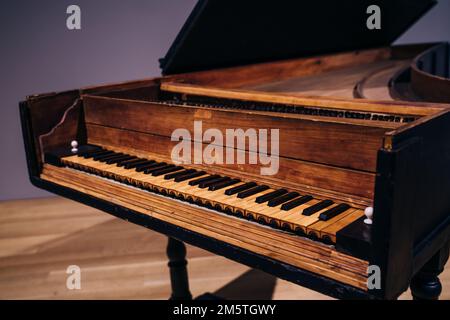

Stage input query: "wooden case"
[{"left": 20, "top": 0, "right": 450, "bottom": 299}]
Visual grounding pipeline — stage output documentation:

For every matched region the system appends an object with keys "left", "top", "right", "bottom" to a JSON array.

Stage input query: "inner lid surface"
[{"left": 160, "top": 0, "right": 436, "bottom": 75}]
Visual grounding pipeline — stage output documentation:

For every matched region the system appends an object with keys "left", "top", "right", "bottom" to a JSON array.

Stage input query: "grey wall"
[
  {"left": 1, "top": 0, "right": 449, "bottom": 201},
  {"left": 0, "top": 0, "right": 197, "bottom": 200}
]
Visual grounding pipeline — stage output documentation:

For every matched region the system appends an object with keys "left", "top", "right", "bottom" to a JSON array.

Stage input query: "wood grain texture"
[
  {"left": 86, "top": 124, "right": 375, "bottom": 202},
  {"left": 26, "top": 90, "right": 81, "bottom": 168},
  {"left": 0, "top": 197, "right": 448, "bottom": 300},
  {"left": 38, "top": 99, "right": 83, "bottom": 163},
  {"left": 410, "top": 43, "right": 450, "bottom": 103},
  {"left": 160, "top": 82, "right": 443, "bottom": 116},
  {"left": 165, "top": 47, "right": 392, "bottom": 89},
  {"left": 246, "top": 60, "right": 409, "bottom": 100},
  {"left": 40, "top": 164, "right": 369, "bottom": 289},
  {"left": 83, "top": 95, "right": 389, "bottom": 173}
]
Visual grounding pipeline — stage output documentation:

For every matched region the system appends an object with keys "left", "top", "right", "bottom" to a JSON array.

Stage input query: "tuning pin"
[
  {"left": 364, "top": 207, "right": 373, "bottom": 225},
  {"left": 71, "top": 140, "right": 78, "bottom": 153}
]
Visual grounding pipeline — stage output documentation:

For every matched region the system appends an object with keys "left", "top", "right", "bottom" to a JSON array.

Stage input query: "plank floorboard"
[{"left": 0, "top": 197, "right": 448, "bottom": 300}]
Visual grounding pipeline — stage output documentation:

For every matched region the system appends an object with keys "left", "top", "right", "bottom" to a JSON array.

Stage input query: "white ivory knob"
[
  {"left": 364, "top": 207, "right": 373, "bottom": 225},
  {"left": 71, "top": 140, "right": 78, "bottom": 153}
]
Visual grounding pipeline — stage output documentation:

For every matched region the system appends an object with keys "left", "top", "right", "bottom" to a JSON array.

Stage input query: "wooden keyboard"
[
  {"left": 40, "top": 161, "right": 369, "bottom": 290},
  {"left": 56, "top": 145, "right": 363, "bottom": 244}
]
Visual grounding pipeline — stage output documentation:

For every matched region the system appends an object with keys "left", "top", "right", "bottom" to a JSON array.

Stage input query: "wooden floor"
[{"left": 0, "top": 197, "right": 448, "bottom": 300}]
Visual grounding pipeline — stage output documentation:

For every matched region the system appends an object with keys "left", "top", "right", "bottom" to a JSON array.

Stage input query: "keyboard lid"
[{"left": 160, "top": 0, "right": 436, "bottom": 75}]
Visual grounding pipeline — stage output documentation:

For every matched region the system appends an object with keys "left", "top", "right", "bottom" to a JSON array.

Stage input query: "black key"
[
  {"left": 120, "top": 158, "right": 144, "bottom": 168},
  {"left": 267, "top": 192, "right": 300, "bottom": 207},
  {"left": 124, "top": 159, "right": 151, "bottom": 169},
  {"left": 280, "top": 195, "right": 313, "bottom": 211},
  {"left": 92, "top": 151, "right": 117, "bottom": 160},
  {"left": 144, "top": 164, "right": 171, "bottom": 174},
  {"left": 78, "top": 147, "right": 104, "bottom": 158},
  {"left": 188, "top": 175, "right": 220, "bottom": 186},
  {"left": 141, "top": 163, "right": 166, "bottom": 174},
  {"left": 152, "top": 166, "right": 183, "bottom": 177},
  {"left": 174, "top": 171, "right": 206, "bottom": 182},
  {"left": 302, "top": 199, "right": 334, "bottom": 216},
  {"left": 255, "top": 189, "right": 288, "bottom": 204},
  {"left": 319, "top": 203, "right": 351, "bottom": 221},
  {"left": 135, "top": 161, "right": 158, "bottom": 172},
  {"left": 82, "top": 149, "right": 109, "bottom": 159},
  {"left": 225, "top": 182, "right": 257, "bottom": 196},
  {"left": 164, "top": 169, "right": 196, "bottom": 180},
  {"left": 199, "top": 177, "right": 230, "bottom": 189},
  {"left": 96, "top": 153, "right": 124, "bottom": 162},
  {"left": 116, "top": 156, "right": 138, "bottom": 167},
  {"left": 237, "top": 185, "right": 269, "bottom": 199},
  {"left": 106, "top": 155, "right": 134, "bottom": 164},
  {"left": 150, "top": 164, "right": 175, "bottom": 173},
  {"left": 209, "top": 179, "right": 241, "bottom": 191},
  {"left": 114, "top": 155, "right": 139, "bottom": 165},
  {"left": 97, "top": 153, "right": 127, "bottom": 162},
  {"left": 117, "top": 158, "right": 145, "bottom": 168}
]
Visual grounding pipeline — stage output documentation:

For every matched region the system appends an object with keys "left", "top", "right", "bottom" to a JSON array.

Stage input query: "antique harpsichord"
[{"left": 20, "top": 0, "right": 450, "bottom": 299}]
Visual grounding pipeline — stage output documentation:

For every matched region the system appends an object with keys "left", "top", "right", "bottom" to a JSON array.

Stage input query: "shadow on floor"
[{"left": 208, "top": 269, "right": 277, "bottom": 300}]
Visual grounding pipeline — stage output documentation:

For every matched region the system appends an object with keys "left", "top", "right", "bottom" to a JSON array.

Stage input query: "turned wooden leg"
[
  {"left": 167, "top": 237, "right": 192, "bottom": 300},
  {"left": 410, "top": 242, "right": 449, "bottom": 300}
]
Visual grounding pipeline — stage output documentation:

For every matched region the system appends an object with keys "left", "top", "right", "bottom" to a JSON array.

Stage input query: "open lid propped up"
[{"left": 160, "top": 0, "right": 436, "bottom": 75}]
